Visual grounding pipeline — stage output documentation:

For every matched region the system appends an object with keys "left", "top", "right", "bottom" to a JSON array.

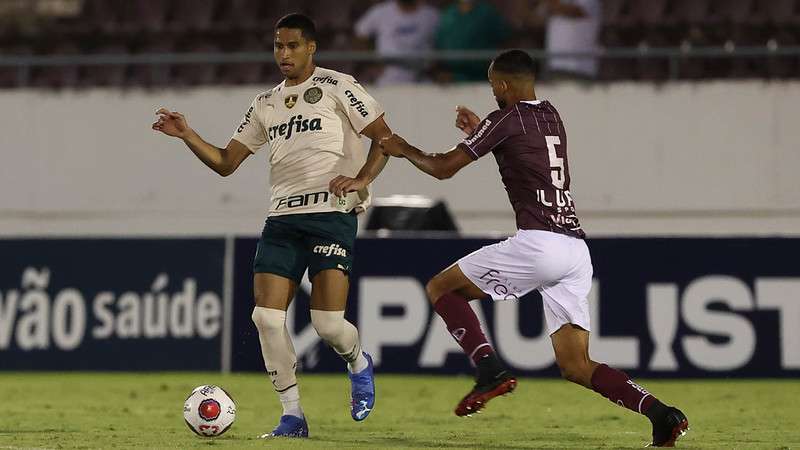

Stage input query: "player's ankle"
[
  {"left": 283, "top": 408, "right": 304, "bottom": 419},
  {"left": 281, "top": 400, "right": 303, "bottom": 419},
  {"left": 476, "top": 353, "right": 506, "bottom": 379},
  {"left": 279, "top": 385, "right": 303, "bottom": 418},
  {"left": 644, "top": 399, "right": 668, "bottom": 423},
  {"left": 348, "top": 352, "right": 369, "bottom": 373}
]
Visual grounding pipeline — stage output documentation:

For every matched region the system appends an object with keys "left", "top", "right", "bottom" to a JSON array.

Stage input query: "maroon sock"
[
  {"left": 590, "top": 364, "right": 658, "bottom": 416},
  {"left": 433, "top": 292, "right": 493, "bottom": 365}
]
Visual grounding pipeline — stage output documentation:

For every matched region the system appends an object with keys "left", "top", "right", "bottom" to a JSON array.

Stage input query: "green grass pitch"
[{"left": 1, "top": 372, "right": 798, "bottom": 449}]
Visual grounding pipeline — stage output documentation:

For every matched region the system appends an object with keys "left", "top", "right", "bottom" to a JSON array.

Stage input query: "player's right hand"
[
  {"left": 328, "top": 175, "right": 368, "bottom": 199},
  {"left": 455, "top": 105, "right": 480, "bottom": 135},
  {"left": 152, "top": 107, "right": 190, "bottom": 139}
]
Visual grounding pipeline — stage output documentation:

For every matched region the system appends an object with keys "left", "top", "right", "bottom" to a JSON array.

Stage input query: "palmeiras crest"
[{"left": 304, "top": 87, "right": 323, "bottom": 104}]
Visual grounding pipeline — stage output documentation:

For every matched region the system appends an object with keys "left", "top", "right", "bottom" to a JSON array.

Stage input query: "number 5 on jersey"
[{"left": 545, "top": 135, "right": 565, "bottom": 189}]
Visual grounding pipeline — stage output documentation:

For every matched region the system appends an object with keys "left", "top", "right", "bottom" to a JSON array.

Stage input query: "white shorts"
[{"left": 457, "top": 229, "right": 593, "bottom": 335}]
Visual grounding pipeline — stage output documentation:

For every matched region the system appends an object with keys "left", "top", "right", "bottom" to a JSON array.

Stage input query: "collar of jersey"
[{"left": 280, "top": 67, "right": 320, "bottom": 91}]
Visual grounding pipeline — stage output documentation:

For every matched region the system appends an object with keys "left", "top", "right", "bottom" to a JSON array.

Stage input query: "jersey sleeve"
[
  {"left": 336, "top": 75, "right": 385, "bottom": 134},
  {"left": 460, "top": 109, "right": 517, "bottom": 160},
  {"left": 230, "top": 94, "right": 268, "bottom": 153}
]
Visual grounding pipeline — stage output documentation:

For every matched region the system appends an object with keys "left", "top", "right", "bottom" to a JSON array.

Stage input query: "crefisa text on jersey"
[
  {"left": 344, "top": 90, "right": 369, "bottom": 117},
  {"left": 268, "top": 114, "right": 322, "bottom": 141},
  {"left": 312, "top": 75, "right": 338, "bottom": 86}
]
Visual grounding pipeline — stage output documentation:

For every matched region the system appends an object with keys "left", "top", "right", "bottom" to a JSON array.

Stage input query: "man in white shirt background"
[
  {"left": 355, "top": 0, "right": 440, "bottom": 85},
  {"left": 543, "top": 0, "right": 601, "bottom": 80}
]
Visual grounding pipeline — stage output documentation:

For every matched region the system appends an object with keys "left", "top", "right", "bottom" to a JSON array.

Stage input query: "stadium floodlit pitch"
[{"left": 0, "top": 373, "right": 797, "bottom": 449}]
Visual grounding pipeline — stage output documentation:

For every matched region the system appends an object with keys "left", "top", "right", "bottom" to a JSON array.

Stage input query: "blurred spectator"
[
  {"left": 435, "top": 0, "right": 511, "bottom": 82},
  {"left": 543, "top": 0, "right": 601, "bottom": 80},
  {"left": 0, "top": 0, "right": 796, "bottom": 88},
  {"left": 354, "top": 0, "right": 440, "bottom": 86},
  {"left": 35, "top": 0, "right": 83, "bottom": 17}
]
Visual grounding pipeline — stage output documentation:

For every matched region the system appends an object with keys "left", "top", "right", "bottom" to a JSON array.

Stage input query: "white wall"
[{"left": 1, "top": 80, "right": 799, "bottom": 237}]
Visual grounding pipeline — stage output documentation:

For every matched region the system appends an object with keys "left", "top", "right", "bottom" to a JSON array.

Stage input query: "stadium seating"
[{"left": 0, "top": 0, "right": 798, "bottom": 87}]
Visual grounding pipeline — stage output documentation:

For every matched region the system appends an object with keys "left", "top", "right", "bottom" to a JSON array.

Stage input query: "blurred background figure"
[
  {"left": 541, "top": 0, "right": 601, "bottom": 80},
  {"left": 434, "top": 0, "right": 510, "bottom": 82},
  {"left": 355, "top": 0, "right": 440, "bottom": 85},
  {"left": 2, "top": 0, "right": 798, "bottom": 87}
]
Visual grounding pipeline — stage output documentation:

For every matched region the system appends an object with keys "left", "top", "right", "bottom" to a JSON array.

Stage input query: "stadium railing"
[{"left": 1, "top": 46, "right": 799, "bottom": 84}]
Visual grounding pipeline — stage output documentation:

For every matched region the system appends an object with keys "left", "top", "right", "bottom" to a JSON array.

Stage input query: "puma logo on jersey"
[
  {"left": 344, "top": 90, "right": 369, "bottom": 117},
  {"left": 268, "top": 114, "right": 322, "bottom": 140}
]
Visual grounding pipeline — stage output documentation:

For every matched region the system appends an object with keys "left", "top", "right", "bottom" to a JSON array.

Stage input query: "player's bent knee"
[
  {"left": 251, "top": 307, "right": 285, "bottom": 334},
  {"left": 313, "top": 320, "right": 344, "bottom": 343},
  {"left": 557, "top": 360, "right": 593, "bottom": 386},
  {"left": 425, "top": 280, "right": 438, "bottom": 303},
  {"left": 558, "top": 366, "right": 580, "bottom": 384},
  {"left": 425, "top": 277, "right": 447, "bottom": 304},
  {"left": 310, "top": 310, "right": 345, "bottom": 343}
]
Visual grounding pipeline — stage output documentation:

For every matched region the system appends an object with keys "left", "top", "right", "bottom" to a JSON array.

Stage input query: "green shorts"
[{"left": 253, "top": 211, "right": 357, "bottom": 283}]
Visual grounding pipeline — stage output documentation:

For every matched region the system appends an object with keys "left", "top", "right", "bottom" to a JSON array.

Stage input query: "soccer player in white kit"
[
  {"left": 152, "top": 14, "right": 392, "bottom": 438},
  {"left": 380, "top": 50, "right": 689, "bottom": 447}
]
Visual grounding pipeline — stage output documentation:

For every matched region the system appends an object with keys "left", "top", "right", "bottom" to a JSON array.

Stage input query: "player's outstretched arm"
[
  {"left": 379, "top": 134, "right": 472, "bottom": 181},
  {"left": 329, "top": 114, "right": 392, "bottom": 197},
  {"left": 152, "top": 108, "right": 251, "bottom": 177}
]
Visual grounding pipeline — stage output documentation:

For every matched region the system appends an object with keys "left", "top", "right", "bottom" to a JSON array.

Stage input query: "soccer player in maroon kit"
[{"left": 380, "top": 50, "right": 689, "bottom": 447}]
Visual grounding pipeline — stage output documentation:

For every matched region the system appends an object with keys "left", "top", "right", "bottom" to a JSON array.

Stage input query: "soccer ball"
[{"left": 183, "top": 385, "right": 236, "bottom": 437}]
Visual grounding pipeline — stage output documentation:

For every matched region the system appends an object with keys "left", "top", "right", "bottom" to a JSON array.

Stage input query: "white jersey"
[{"left": 231, "top": 66, "right": 384, "bottom": 217}]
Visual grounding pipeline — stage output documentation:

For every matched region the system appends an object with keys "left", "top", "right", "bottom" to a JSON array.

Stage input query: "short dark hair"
[
  {"left": 491, "top": 49, "right": 536, "bottom": 78},
  {"left": 275, "top": 13, "right": 317, "bottom": 42}
]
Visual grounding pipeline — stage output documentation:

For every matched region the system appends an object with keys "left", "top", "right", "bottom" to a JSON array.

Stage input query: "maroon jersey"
[{"left": 459, "top": 100, "right": 585, "bottom": 238}]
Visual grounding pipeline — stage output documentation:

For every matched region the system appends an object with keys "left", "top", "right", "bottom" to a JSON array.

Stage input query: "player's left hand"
[
  {"left": 379, "top": 134, "right": 408, "bottom": 157},
  {"left": 329, "top": 175, "right": 368, "bottom": 198}
]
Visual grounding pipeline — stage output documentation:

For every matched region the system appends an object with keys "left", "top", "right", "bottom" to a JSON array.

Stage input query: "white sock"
[
  {"left": 348, "top": 352, "right": 369, "bottom": 374},
  {"left": 278, "top": 385, "right": 303, "bottom": 418},
  {"left": 251, "top": 307, "right": 303, "bottom": 417},
  {"left": 310, "top": 309, "right": 367, "bottom": 373}
]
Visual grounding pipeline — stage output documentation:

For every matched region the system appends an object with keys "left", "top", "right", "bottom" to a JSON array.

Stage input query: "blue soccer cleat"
[
  {"left": 349, "top": 352, "right": 376, "bottom": 421},
  {"left": 259, "top": 414, "right": 309, "bottom": 438}
]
